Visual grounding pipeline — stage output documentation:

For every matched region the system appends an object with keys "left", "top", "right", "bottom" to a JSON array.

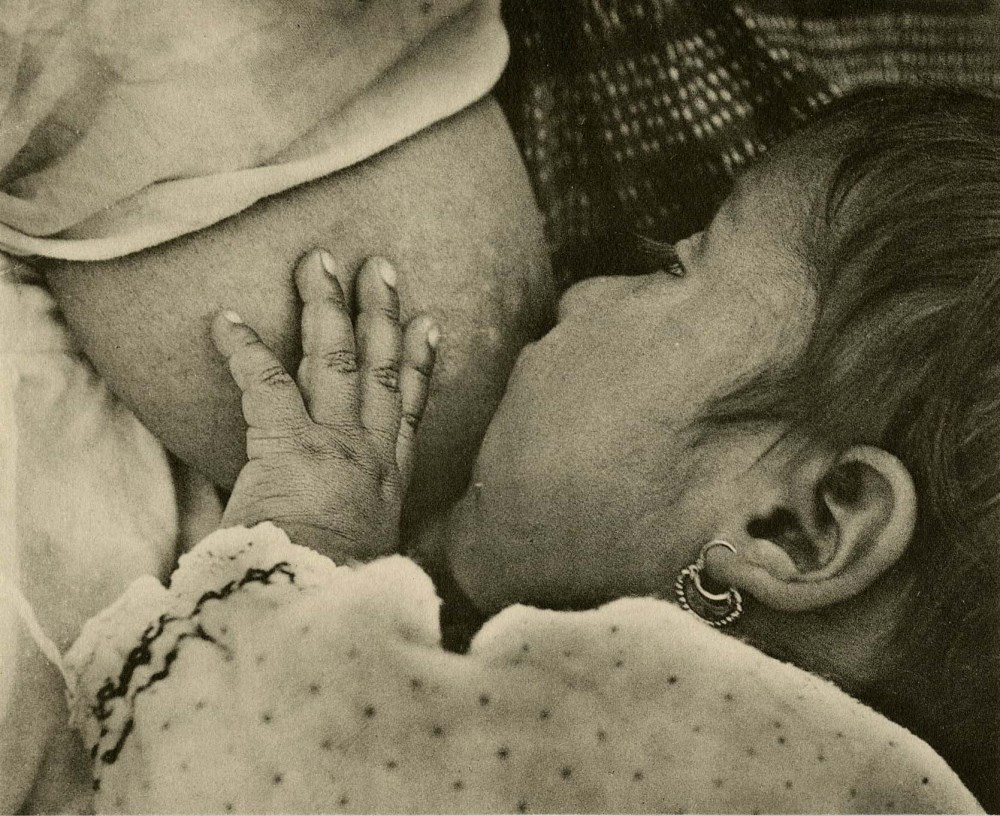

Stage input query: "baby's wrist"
[
  {"left": 219, "top": 512, "right": 391, "bottom": 564},
  {"left": 274, "top": 520, "right": 372, "bottom": 564}
]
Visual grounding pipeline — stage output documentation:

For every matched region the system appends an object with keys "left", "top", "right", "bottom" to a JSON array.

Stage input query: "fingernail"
[
  {"left": 222, "top": 310, "right": 244, "bottom": 324},
  {"left": 427, "top": 324, "right": 441, "bottom": 348},
  {"left": 370, "top": 257, "right": 396, "bottom": 289},
  {"left": 318, "top": 249, "right": 336, "bottom": 277}
]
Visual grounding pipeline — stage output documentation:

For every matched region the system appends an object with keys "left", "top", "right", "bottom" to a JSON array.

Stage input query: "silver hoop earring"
[{"left": 674, "top": 539, "right": 743, "bottom": 628}]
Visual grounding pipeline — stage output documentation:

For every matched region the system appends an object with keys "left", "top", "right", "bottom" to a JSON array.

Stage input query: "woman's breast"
[{"left": 43, "top": 97, "right": 554, "bottom": 545}]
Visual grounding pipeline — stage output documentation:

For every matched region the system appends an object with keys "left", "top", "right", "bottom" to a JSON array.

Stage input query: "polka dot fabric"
[{"left": 66, "top": 524, "right": 981, "bottom": 814}]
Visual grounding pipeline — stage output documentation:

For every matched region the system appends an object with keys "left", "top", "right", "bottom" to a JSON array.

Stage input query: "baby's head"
[{"left": 440, "top": 87, "right": 1000, "bottom": 808}]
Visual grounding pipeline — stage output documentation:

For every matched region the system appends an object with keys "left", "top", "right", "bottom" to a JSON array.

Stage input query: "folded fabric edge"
[{"left": 0, "top": 5, "right": 509, "bottom": 262}]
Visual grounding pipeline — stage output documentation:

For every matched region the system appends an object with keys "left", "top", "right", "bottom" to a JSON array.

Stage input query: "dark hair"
[{"left": 703, "top": 87, "right": 1000, "bottom": 809}]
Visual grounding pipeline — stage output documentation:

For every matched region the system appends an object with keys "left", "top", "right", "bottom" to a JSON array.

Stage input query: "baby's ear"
[{"left": 712, "top": 445, "right": 916, "bottom": 613}]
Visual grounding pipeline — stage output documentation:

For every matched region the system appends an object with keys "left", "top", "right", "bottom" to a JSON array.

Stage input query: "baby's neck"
[
  {"left": 402, "top": 507, "right": 449, "bottom": 572},
  {"left": 404, "top": 508, "right": 488, "bottom": 654}
]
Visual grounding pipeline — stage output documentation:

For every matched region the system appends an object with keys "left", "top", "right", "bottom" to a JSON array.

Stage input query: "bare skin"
[
  {"left": 213, "top": 145, "right": 918, "bottom": 713},
  {"left": 211, "top": 251, "right": 439, "bottom": 563},
  {"left": 40, "top": 98, "right": 554, "bottom": 544}
]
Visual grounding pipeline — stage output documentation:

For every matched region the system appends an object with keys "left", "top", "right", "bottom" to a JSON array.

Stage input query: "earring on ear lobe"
[{"left": 674, "top": 539, "right": 743, "bottom": 628}]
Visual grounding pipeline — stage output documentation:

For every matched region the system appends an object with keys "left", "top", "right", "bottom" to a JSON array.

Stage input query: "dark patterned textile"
[
  {"left": 748, "top": 6, "right": 1000, "bottom": 93},
  {"left": 496, "top": 0, "right": 1000, "bottom": 285}
]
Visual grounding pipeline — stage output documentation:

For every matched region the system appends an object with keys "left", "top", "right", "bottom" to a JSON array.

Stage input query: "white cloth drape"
[
  {"left": 0, "top": 257, "right": 180, "bottom": 811},
  {"left": 0, "top": 0, "right": 507, "bottom": 260}
]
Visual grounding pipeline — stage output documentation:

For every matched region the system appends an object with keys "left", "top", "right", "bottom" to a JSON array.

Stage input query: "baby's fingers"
[
  {"left": 295, "top": 249, "right": 360, "bottom": 426},
  {"left": 211, "top": 312, "right": 309, "bottom": 438},
  {"left": 356, "top": 257, "right": 403, "bottom": 454},
  {"left": 396, "top": 317, "right": 439, "bottom": 491}
]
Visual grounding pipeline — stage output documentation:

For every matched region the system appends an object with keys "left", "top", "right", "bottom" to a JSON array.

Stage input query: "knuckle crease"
[
  {"left": 371, "top": 365, "right": 400, "bottom": 392},
  {"left": 259, "top": 365, "right": 293, "bottom": 387},
  {"left": 320, "top": 350, "right": 359, "bottom": 373}
]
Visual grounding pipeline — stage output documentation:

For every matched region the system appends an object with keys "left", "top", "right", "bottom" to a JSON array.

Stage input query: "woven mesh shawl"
[{"left": 495, "top": 0, "right": 1000, "bottom": 286}]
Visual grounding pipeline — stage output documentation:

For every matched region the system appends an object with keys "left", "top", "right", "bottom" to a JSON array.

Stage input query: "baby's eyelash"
[{"left": 633, "top": 235, "right": 686, "bottom": 277}]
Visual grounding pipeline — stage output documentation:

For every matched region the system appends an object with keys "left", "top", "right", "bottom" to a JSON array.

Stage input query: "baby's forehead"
[
  {"left": 721, "top": 141, "right": 837, "bottom": 248},
  {"left": 720, "top": 162, "right": 812, "bottom": 236}
]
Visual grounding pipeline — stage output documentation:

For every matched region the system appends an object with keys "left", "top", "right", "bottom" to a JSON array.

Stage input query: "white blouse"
[{"left": 66, "top": 522, "right": 981, "bottom": 814}]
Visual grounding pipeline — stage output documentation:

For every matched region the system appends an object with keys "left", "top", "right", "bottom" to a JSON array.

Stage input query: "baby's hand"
[{"left": 210, "top": 251, "right": 438, "bottom": 562}]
